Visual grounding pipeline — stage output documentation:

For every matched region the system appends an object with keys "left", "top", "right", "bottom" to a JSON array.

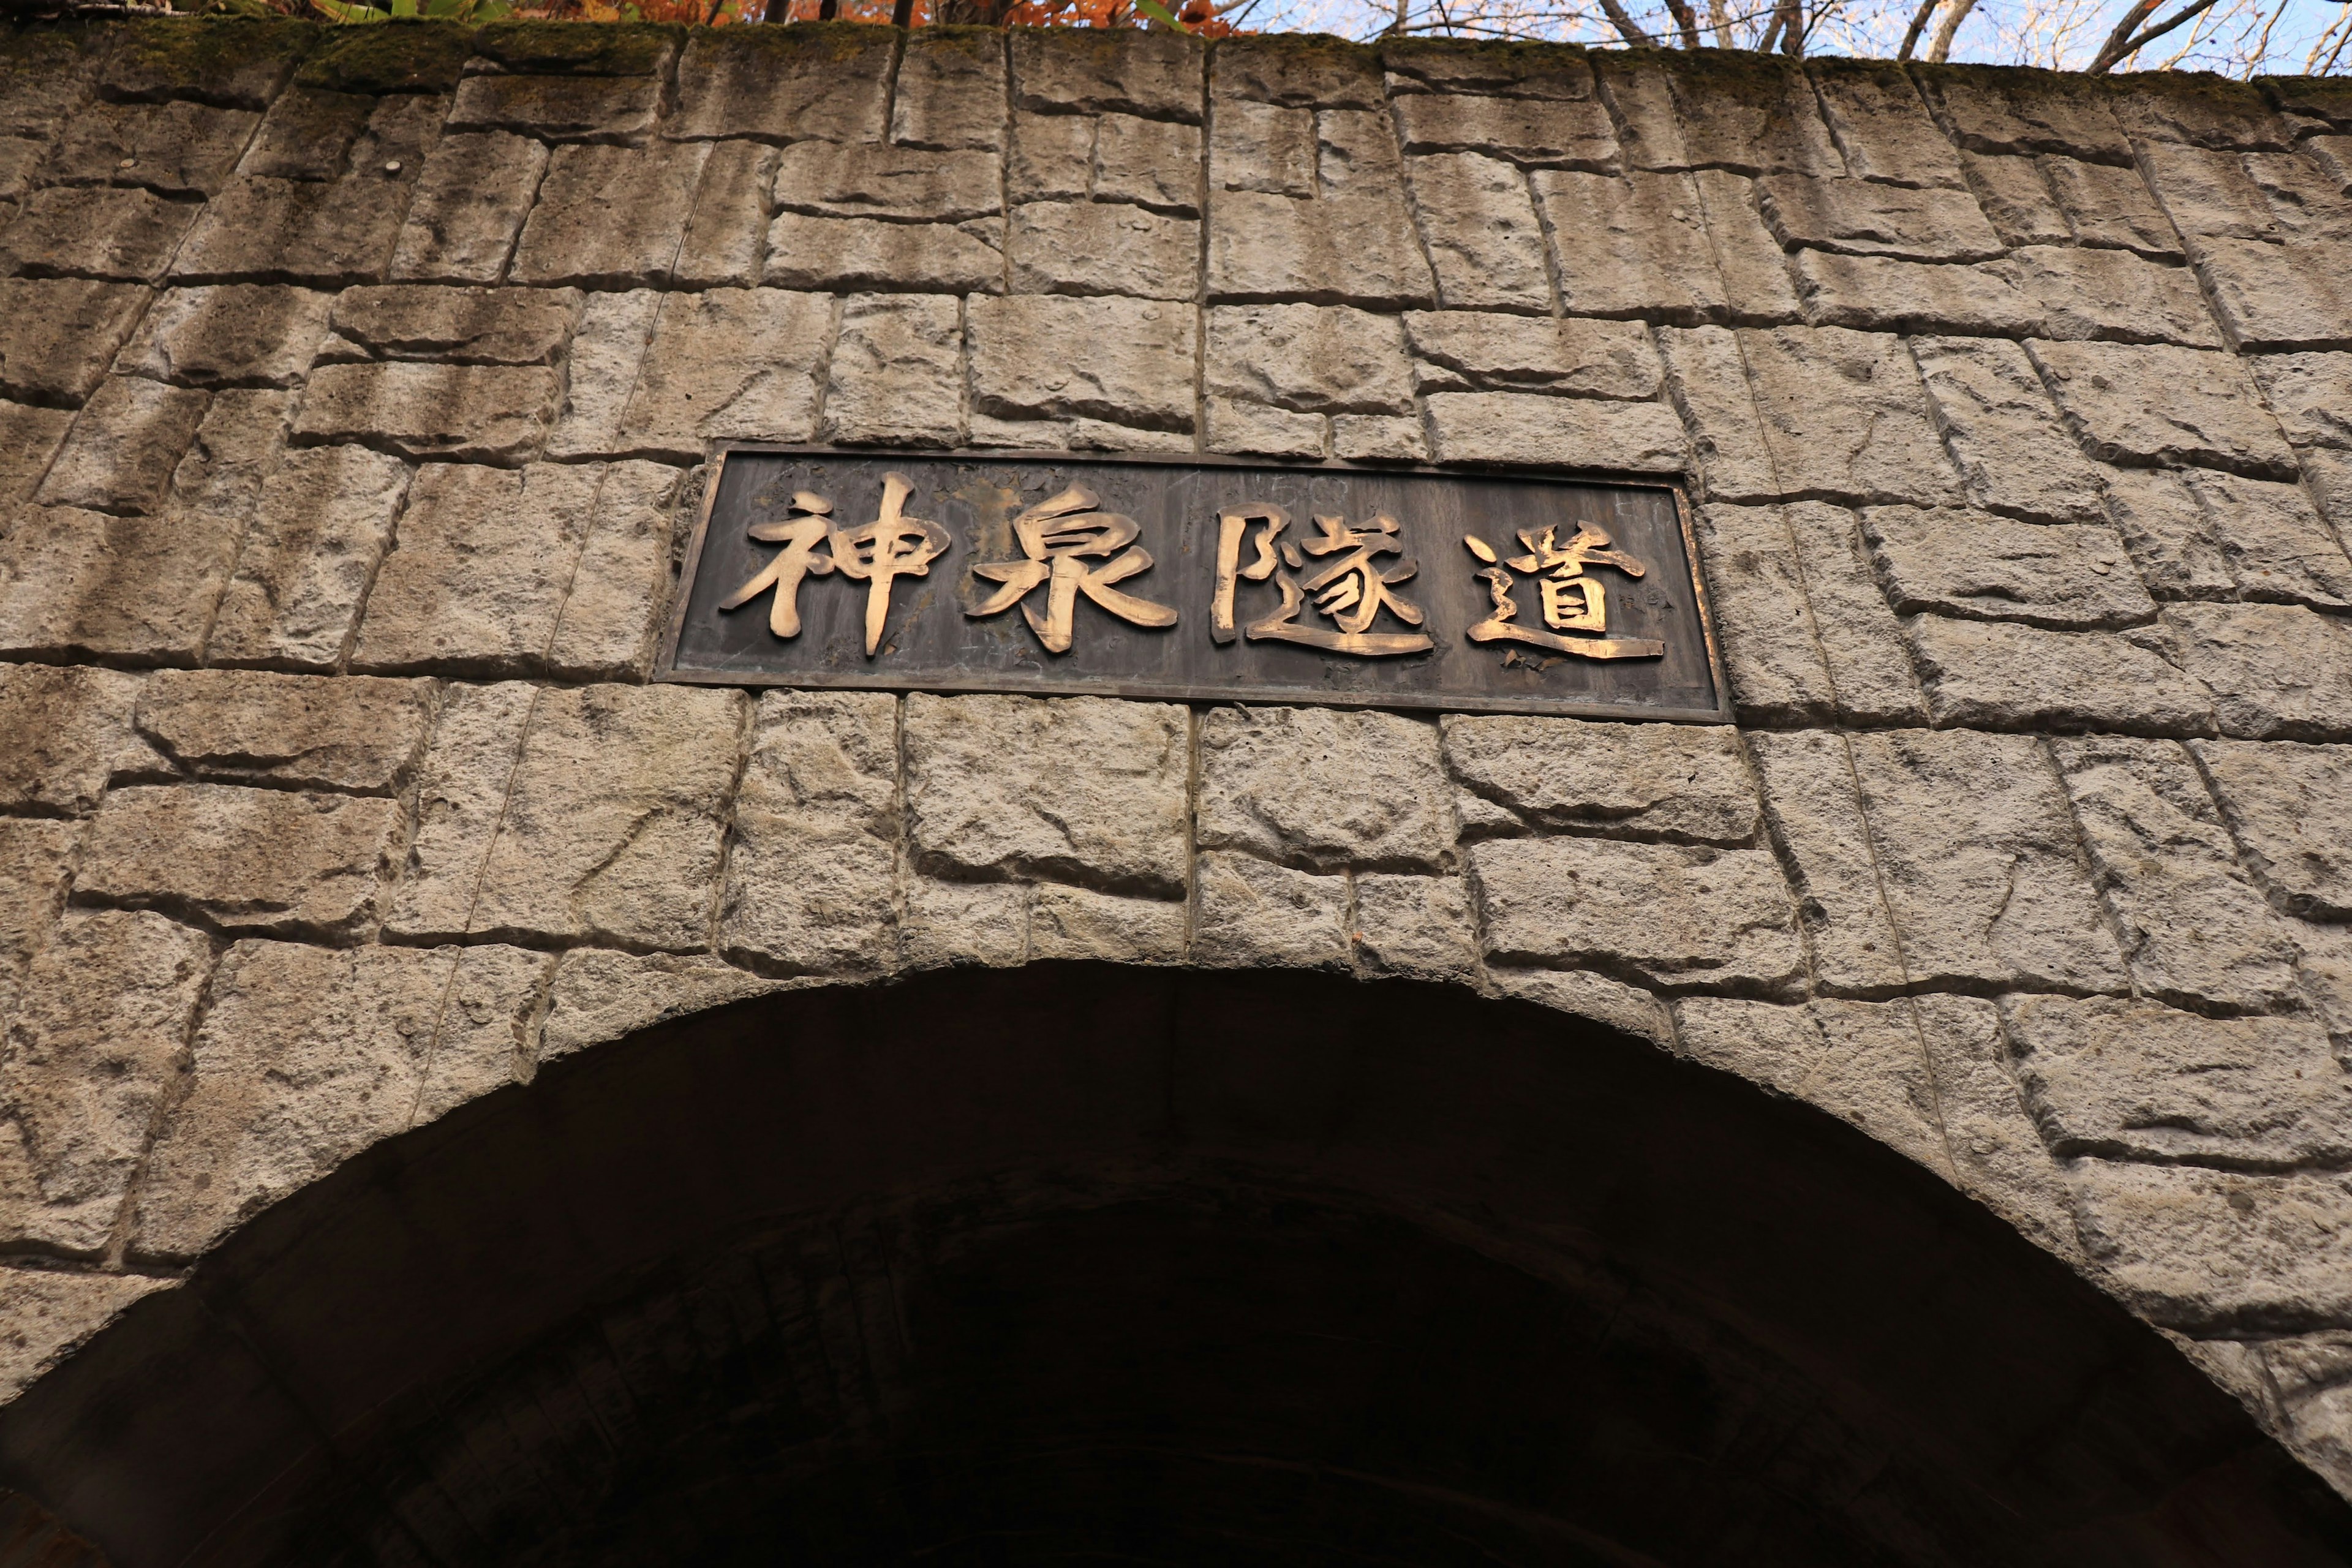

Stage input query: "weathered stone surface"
[
  {"left": 326, "top": 285, "right": 579, "bottom": 367},
  {"left": 51, "top": 97, "right": 256, "bottom": 197},
  {"left": 36, "top": 377, "right": 209, "bottom": 516},
  {"left": 2008, "top": 993, "right": 2348, "bottom": 1167},
  {"left": 1672, "top": 997, "right": 1950, "bottom": 1177},
  {"left": 0, "top": 910, "right": 213, "bottom": 1256},
  {"left": 1861, "top": 507, "right": 2152, "bottom": 629},
  {"left": 902, "top": 876, "right": 1029, "bottom": 971},
  {"left": 1424, "top": 390, "right": 1685, "bottom": 473},
  {"left": 892, "top": 27, "right": 1009, "bottom": 153},
  {"left": 1191, "top": 851, "right": 1348, "bottom": 971},
  {"left": 969, "top": 295, "right": 1194, "bottom": 432},
  {"left": 134, "top": 669, "right": 431, "bottom": 794},
  {"left": 1662, "top": 325, "right": 1962, "bottom": 507},
  {"left": 1663, "top": 55, "right": 1844, "bottom": 178},
  {"left": 1996, "top": 246, "right": 2222, "bottom": 348},
  {"left": 399, "top": 684, "right": 741, "bottom": 951},
  {"left": 510, "top": 142, "right": 710, "bottom": 288},
  {"left": 2249, "top": 351, "right": 2352, "bottom": 450},
  {"left": 774, "top": 140, "right": 1002, "bottom": 225},
  {"left": 2181, "top": 470, "right": 2352, "bottom": 608},
  {"left": 115, "top": 285, "right": 332, "bottom": 388},
  {"left": 1906, "top": 617, "right": 2215, "bottom": 736},
  {"left": 0, "top": 402, "right": 70, "bottom": 516},
  {"left": 1217, "top": 36, "right": 1384, "bottom": 109},
  {"left": 0, "top": 279, "right": 152, "bottom": 404},
  {"left": 1204, "top": 304, "right": 1408, "bottom": 416},
  {"left": 2192, "top": 238, "right": 2352, "bottom": 353},
  {"left": 1403, "top": 152, "right": 1552, "bottom": 313},
  {"left": 1406, "top": 312, "right": 1657, "bottom": 399},
  {"left": 164, "top": 383, "right": 301, "bottom": 536},
  {"left": 905, "top": 693, "right": 1188, "bottom": 899},
  {"left": 388, "top": 131, "right": 549, "bottom": 285},
  {"left": 2041, "top": 156, "right": 2182, "bottom": 257},
  {"left": 1204, "top": 395, "right": 1323, "bottom": 458},
  {"left": 2053, "top": 735, "right": 2304, "bottom": 1013},
  {"left": 538, "top": 949, "right": 778, "bottom": 1065},
  {"left": 674, "top": 140, "right": 779, "bottom": 291},
  {"left": 130, "top": 940, "right": 548, "bottom": 1261},
  {"left": 345, "top": 461, "right": 592, "bottom": 676},
  {"left": 1916, "top": 992, "right": 2081, "bottom": 1261},
  {"left": 0, "top": 505, "right": 243, "bottom": 663},
  {"left": 1316, "top": 109, "right": 1406, "bottom": 197},
  {"left": 1532, "top": 170, "right": 1722, "bottom": 323},
  {"left": 1755, "top": 175, "right": 2004, "bottom": 262},
  {"left": 2101, "top": 467, "right": 2235, "bottom": 600},
  {"left": 2300, "top": 923, "right": 2352, "bottom": 1054},
  {"left": 552, "top": 288, "right": 831, "bottom": 462},
  {"left": 1009, "top": 111, "right": 1094, "bottom": 204},
  {"left": 2027, "top": 339, "right": 2296, "bottom": 478},
  {"left": 1006, "top": 202, "right": 1198, "bottom": 301},
  {"left": 1809, "top": 64, "right": 1964, "bottom": 188},
  {"left": 1487, "top": 965, "right": 1673, "bottom": 1046},
  {"left": 97, "top": 18, "right": 309, "bottom": 109},
  {"left": 1823, "top": 728, "right": 2127, "bottom": 994},
  {"left": 1330, "top": 413, "right": 1427, "bottom": 461},
  {"left": 1589, "top": 58, "right": 1688, "bottom": 172},
  {"left": 0, "top": 1267, "right": 174, "bottom": 1406},
  {"left": 380, "top": 681, "right": 535, "bottom": 940},
  {"left": 1030, "top": 884, "right": 1187, "bottom": 965},
  {"left": 448, "top": 72, "right": 657, "bottom": 142},
  {"left": 1471, "top": 837, "right": 1801, "bottom": 993},
  {"left": 1207, "top": 189, "right": 1435, "bottom": 309},
  {"left": 1790, "top": 252, "right": 2040, "bottom": 338},
  {"left": 766, "top": 212, "right": 1003, "bottom": 295},
  {"left": 172, "top": 167, "right": 420, "bottom": 287},
  {"left": 546, "top": 460, "right": 679, "bottom": 682},
  {"left": 1913, "top": 67, "right": 2132, "bottom": 162},
  {"left": 1746, "top": 729, "right": 1905, "bottom": 995},
  {"left": 205, "top": 443, "right": 410, "bottom": 671},
  {"left": 1210, "top": 100, "right": 1314, "bottom": 198},
  {"left": 668, "top": 24, "right": 895, "bottom": 144},
  {"left": 293, "top": 360, "right": 556, "bottom": 465},
  {"left": 2069, "top": 1161, "right": 2352, "bottom": 1332},
  {"left": 1907, "top": 334, "right": 2110, "bottom": 526},
  {"left": 79, "top": 782, "right": 402, "bottom": 939},
  {"left": 2193, "top": 739, "right": 2352, "bottom": 919},
  {"left": 1012, "top": 29, "right": 1202, "bottom": 122},
  {"left": 1960, "top": 151, "right": 2070, "bottom": 247},
  {"left": 1349, "top": 873, "right": 1479, "bottom": 984},
  {"left": 236, "top": 88, "right": 371, "bottom": 183},
  {"left": 1441, "top": 713, "right": 1757, "bottom": 845},
  {"left": 1393, "top": 91, "right": 1615, "bottom": 172},
  {"left": 0, "top": 186, "right": 195, "bottom": 282},
  {"left": 1782, "top": 501, "right": 1934, "bottom": 722},
  {"left": 1697, "top": 171, "right": 1808, "bottom": 323},
  {"left": 1095, "top": 113, "right": 1202, "bottom": 213},
  {"left": 1197, "top": 706, "right": 1451, "bottom": 872},
  {"left": 2153, "top": 602, "right": 2352, "bottom": 741},
  {"left": 822, "top": 292, "right": 962, "bottom": 447},
  {"left": 0, "top": 665, "right": 148, "bottom": 816},
  {"left": 721, "top": 690, "right": 897, "bottom": 977},
  {"left": 1684, "top": 502, "right": 1836, "bottom": 724}
]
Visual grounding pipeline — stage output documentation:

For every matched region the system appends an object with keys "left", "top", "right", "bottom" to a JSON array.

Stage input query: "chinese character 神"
[
  {"left": 718, "top": 472, "right": 950, "bottom": 658},
  {"left": 1463, "top": 522, "right": 1664, "bottom": 660},
  {"left": 1212, "top": 503, "right": 1432, "bottom": 658},
  {"left": 967, "top": 484, "right": 1177, "bottom": 654}
]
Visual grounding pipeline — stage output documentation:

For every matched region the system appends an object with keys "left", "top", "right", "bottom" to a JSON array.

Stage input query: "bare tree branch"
[
  {"left": 1895, "top": 0, "right": 1940, "bottom": 53},
  {"left": 1774, "top": 0, "right": 1801, "bottom": 47},
  {"left": 1594, "top": 0, "right": 1659, "bottom": 42},
  {"left": 1662, "top": 0, "right": 1702, "bottom": 43},
  {"left": 1926, "top": 0, "right": 1977, "bottom": 56},
  {"left": 2092, "top": 0, "right": 2220, "bottom": 65},
  {"left": 2087, "top": 0, "right": 2165, "bottom": 62}
]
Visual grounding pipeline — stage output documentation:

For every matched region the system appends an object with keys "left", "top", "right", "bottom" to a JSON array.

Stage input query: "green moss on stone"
[
  {"left": 472, "top": 19, "right": 680, "bottom": 76},
  {"left": 97, "top": 17, "right": 316, "bottom": 108},
  {"left": 2267, "top": 75, "right": 2352, "bottom": 127},
  {"left": 691, "top": 18, "right": 896, "bottom": 67},
  {"left": 295, "top": 19, "right": 474, "bottom": 92}
]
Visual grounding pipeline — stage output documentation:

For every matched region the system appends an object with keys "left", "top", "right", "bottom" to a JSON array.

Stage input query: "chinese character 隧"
[
  {"left": 967, "top": 483, "right": 1177, "bottom": 654},
  {"left": 1463, "top": 521, "right": 1665, "bottom": 660},
  {"left": 1212, "top": 503, "right": 1433, "bottom": 657},
  {"left": 720, "top": 472, "right": 949, "bottom": 658}
]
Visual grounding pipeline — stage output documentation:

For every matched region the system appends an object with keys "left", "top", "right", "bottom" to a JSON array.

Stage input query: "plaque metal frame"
[{"left": 655, "top": 446, "right": 1733, "bottom": 726}]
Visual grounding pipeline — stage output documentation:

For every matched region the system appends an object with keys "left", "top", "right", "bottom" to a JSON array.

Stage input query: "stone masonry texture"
[{"left": 4, "top": 17, "right": 2352, "bottom": 1507}]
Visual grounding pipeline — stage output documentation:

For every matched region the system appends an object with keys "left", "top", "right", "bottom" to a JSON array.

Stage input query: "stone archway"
[{"left": 3, "top": 964, "right": 2344, "bottom": 1567}]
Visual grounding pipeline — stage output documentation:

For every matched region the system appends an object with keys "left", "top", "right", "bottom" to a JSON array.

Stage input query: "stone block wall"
[{"left": 2, "top": 13, "right": 2352, "bottom": 1496}]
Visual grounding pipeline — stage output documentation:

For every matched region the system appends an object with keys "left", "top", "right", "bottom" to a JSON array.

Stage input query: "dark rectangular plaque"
[{"left": 657, "top": 448, "right": 1728, "bottom": 723}]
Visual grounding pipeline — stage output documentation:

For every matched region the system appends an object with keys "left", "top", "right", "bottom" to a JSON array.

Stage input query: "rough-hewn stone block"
[
  {"left": 1218, "top": 36, "right": 1384, "bottom": 109},
  {"left": 1210, "top": 99, "right": 1312, "bottom": 198},
  {"left": 538, "top": 949, "right": 778, "bottom": 1064},
  {"left": 1673, "top": 996, "right": 1950, "bottom": 1177},
  {"left": 1860, "top": 507, "right": 2153, "bottom": 629},
  {"left": 0, "top": 186, "right": 195, "bottom": 282},
  {"left": 1006, "top": 202, "right": 1197, "bottom": 301},
  {"left": 2070, "top": 1161, "right": 2352, "bottom": 1332},
  {"left": 448, "top": 72, "right": 658, "bottom": 142},
  {"left": 98, "top": 19, "right": 310, "bottom": 110},
  {"left": 1206, "top": 189, "right": 1434, "bottom": 309},
  {"left": 2181, "top": 470, "right": 2352, "bottom": 609},
  {"left": 1094, "top": 113, "right": 1200, "bottom": 213},
  {"left": 2101, "top": 467, "right": 2236, "bottom": 600},
  {"left": 0, "top": 505, "right": 243, "bottom": 663},
  {"left": 205, "top": 443, "right": 410, "bottom": 671},
  {"left": 905, "top": 693, "right": 1188, "bottom": 899},
  {"left": 1423, "top": 391, "right": 1686, "bottom": 473},
  {"left": 2153, "top": 602, "right": 2352, "bottom": 741},
  {"left": 78, "top": 782, "right": 403, "bottom": 940},
  {"left": 236, "top": 88, "right": 371, "bottom": 183},
  {"left": 0, "top": 911, "right": 211, "bottom": 1257},
  {"left": 1905, "top": 616, "right": 2216, "bottom": 736},
  {"left": 36, "top": 377, "right": 209, "bottom": 516},
  {"left": 2193, "top": 739, "right": 2352, "bottom": 919},
  {"left": 1392, "top": 91, "right": 1615, "bottom": 168},
  {"left": 1791, "top": 252, "right": 2040, "bottom": 337},
  {"left": 2044, "top": 155, "right": 2182, "bottom": 257},
  {"left": 720, "top": 690, "right": 899, "bottom": 977},
  {"left": 48, "top": 98, "right": 257, "bottom": 197},
  {"left": 1197, "top": 706, "right": 1451, "bottom": 872},
  {"left": 115, "top": 285, "right": 333, "bottom": 388},
  {"left": 1684, "top": 502, "right": 1836, "bottom": 723},
  {"left": 891, "top": 27, "right": 1009, "bottom": 153},
  {"left": 1663, "top": 54, "right": 1844, "bottom": 178},
  {"left": 1470, "top": 837, "right": 1802, "bottom": 993},
  {"left": 1205, "top": 304, "right": 1409, "bottom": 415},
  {"left": 1317, "top": 108, "right": 1405, "bottom": 197},
  {"left": 134, "top": 669, "right": 431, "bottom": 794},
  {"left": 1755, "top": 175, "right": 2005, "bottom": 261},
  {"left": 0, "top": 279, "right": 153, "bottom": 404},
  {"left": 1405, "top": 311, "right": 1657, "bottom": 399},
  {"left": 388, "top": 131, "right": 549, "bottom": 285},
  {"left": 0, "top": 403, "right": 70, "bottom": 516},
  {"left": 129, "top": 940, "right": 548, "bottom": 1261},
  {"left": 674, "top": 140, "right": 777, "bottom": 290},
  {"left": 1441, "top": 713, "right": 1757, "bottom": 845},
  {"left": 824, "top": 293, "right": 963, "bottom": 447},
  {"left": 968, "top": 295, "right": 1194, "bottom": 431},
  {"left": 1205, "top": 395, "right": 1322, "bottom": 458},
  {"left": 325, "top": 284, "right": 579, "bottom": 367},
  {"left": 773, "top": 140, "right": 1003, "bottom": 225},
  {"left": 1746, "top": 729, "right": 1904, "bottom": 995},
  {"left": 0, "top": 665, "right": 148, "bottom": 816},
  {"left": 1811, "top": 60, "right": 1967, "bottom": 189},
  {"left": 2029, "top": 339, "right": 2297, "bottom": 478},
  {"left": 0, "top": 1267, "right": 175, "bottom": 1407},
  {"left": 1913, "top": 68, "right": 2132, "bottom": 162},
  {"left": 172, "top": 171, "right": 417, "bottom": 287},
  {"left": 1012, "top": 29, "right": 1202, "bottom": 122},
  {"left": 668, "top": 24, "right": 895, "bottom": 144},
  {"left": 551, "top": 288, "right": 831, "bottom": 462},
  {"left": 2250, "top": 352, "right": 2352, "bottom": 450},
  {"left": 1780, "top": 500, "right": 1932, "bottom": 723},
  {"left": 293, "top": 360, "right": 557, "bottom": 465},
  {"left": 2053, "top": 735, "right": 2303, "bottom": 1013},
  {"left": 381, "top": 681, "right": 537, "bottom": 940},
  {"left": 1907, "top": 334, "right": 2109, "bottom": 525},
  {"left": 1350, "top": 873, "right": 1479, "bottom": 985},
  {"left": 1533, "top": 170, "right": 1716, "bottom": 323},
  {"left": 510, "top": 142, "right": 711, "bottom": 288},
  {"left": 1403, "top": 151, "right": 1551, "bottom": 313},
  {"left": 1960, "top": 151, "right": 2070, "bottom": 247},
  {"left": 1998, "top": 246, "right": 2222, "bottom": 348},
  {"left": 1191, "top": 851, "right": 1348, "bottom": 971},
  {"left": 765, "top": 213, "right": 1003, "bottom": 295}
]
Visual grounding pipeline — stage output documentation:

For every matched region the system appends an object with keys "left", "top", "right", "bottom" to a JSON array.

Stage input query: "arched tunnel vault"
[{"left": 2, "top": 965, "right": 2346, "bottom": 1568}]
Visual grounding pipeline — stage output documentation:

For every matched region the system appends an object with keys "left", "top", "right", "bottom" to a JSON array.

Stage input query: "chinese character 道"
[{"left": 1463, "top": 522, "right": 1665, "bottom": 661}]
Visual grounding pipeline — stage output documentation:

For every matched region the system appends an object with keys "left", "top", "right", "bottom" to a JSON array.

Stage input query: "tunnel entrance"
[{"left": 3, "top": 965, "right": 2346, "bottom": 1567}]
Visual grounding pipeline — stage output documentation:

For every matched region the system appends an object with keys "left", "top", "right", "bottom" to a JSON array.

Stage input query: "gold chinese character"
[
  {"left": 1212, "top": 503, "right": 1432, "bottom": 658},
  {"left": 967, "top": 484, "right": 1177, "bottom": 654},
  {"left": 718, "top": 489, "right": 837, "bottom": 638},
  {"left": 1463, "top": 522, "right": 1664, "bottom": 660}
]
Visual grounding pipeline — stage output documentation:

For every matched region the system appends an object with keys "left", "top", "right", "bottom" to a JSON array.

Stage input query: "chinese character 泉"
[{"left": 967, "top": 484, "right": 1177, "bottom": 653}]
